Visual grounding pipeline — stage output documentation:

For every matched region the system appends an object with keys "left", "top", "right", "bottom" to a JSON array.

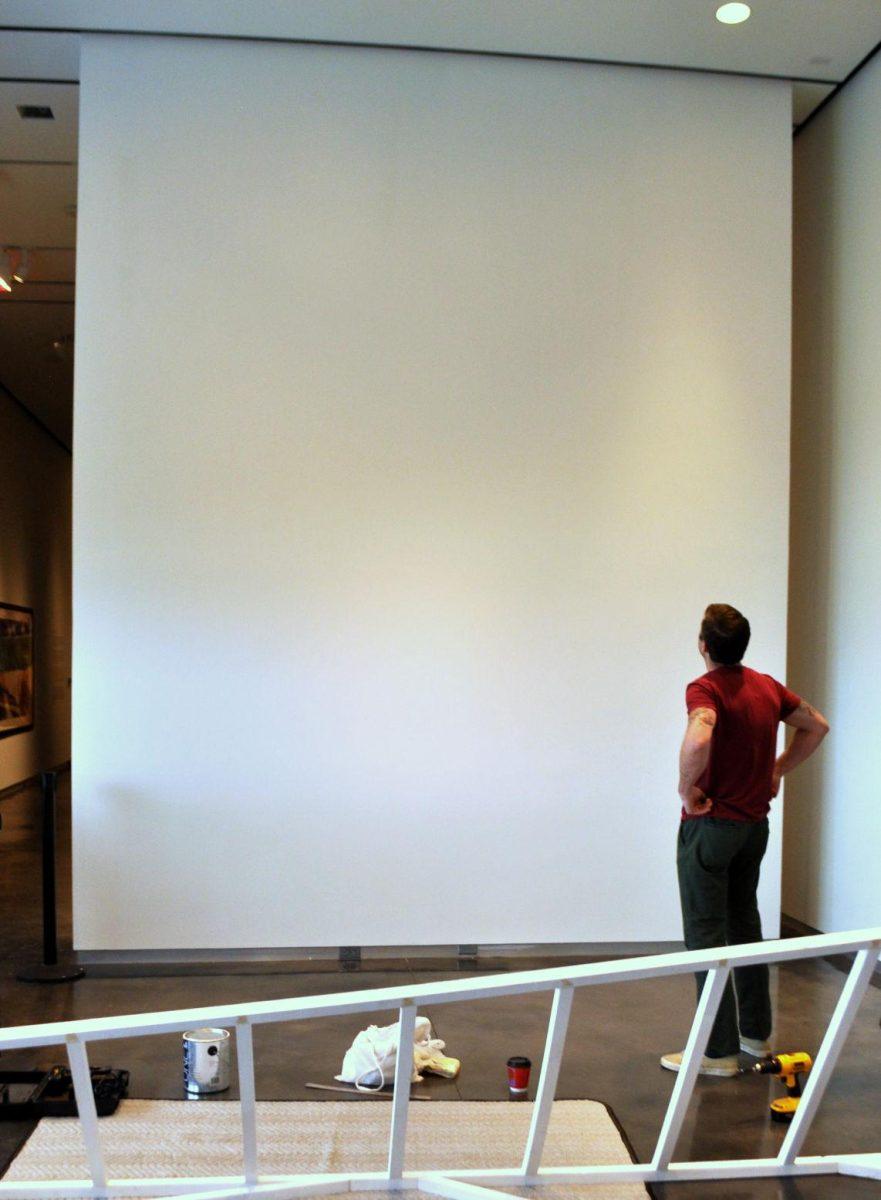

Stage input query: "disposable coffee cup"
[{"left": 507, "top": 1055, "right": 531, "bottom": 1094}]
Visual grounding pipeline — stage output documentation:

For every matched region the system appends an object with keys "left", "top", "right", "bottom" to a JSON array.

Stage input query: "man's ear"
[{"left": 698, "top": 637, "right": 706, "bottom": 656}]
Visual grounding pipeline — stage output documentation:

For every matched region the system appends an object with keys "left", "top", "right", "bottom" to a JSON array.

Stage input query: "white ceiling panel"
[
  {"left": 0, "top": 80, "right": 77, "bottom": 159},
  {"left": 0, "top": 28, "right": 80, "bottom": 79},
  {"left": 1, "top": 0, "right": 880, "bottom": 83}
]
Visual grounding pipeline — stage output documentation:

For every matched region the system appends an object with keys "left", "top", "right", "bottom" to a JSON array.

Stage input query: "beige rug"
[{"left": 3, "top": 1099, "right": 647, "bottom": 1199}]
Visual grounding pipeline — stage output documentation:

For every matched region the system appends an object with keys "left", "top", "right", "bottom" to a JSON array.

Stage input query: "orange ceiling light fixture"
[
  {"left": 11, "top": 248, "right": 29, "bottom": 283},
  {"left": 0, "top": 247, "right": 30, "bottom": 290},
  {"left": 0, "top": 249, "right": 13, "bottom": 292}
]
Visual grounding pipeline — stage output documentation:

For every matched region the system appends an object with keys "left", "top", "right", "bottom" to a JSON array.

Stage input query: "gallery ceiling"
[{"left": 2, "top": 0, "right": 881, "bottom": 450}]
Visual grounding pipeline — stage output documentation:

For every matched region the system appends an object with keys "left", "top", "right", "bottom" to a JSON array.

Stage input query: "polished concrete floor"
[{"left": 1, "top": 773, "right": 879, "bottom": 1198}]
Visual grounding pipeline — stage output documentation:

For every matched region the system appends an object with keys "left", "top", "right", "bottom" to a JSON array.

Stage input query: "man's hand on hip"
[{"left": 680, "top": 786, "right": 713, "bottom": 817}]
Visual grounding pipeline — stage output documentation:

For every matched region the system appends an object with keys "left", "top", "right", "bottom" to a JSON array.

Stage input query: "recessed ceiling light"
[{"left": 716, "top": 3, "right": 751, "bottom": 24}]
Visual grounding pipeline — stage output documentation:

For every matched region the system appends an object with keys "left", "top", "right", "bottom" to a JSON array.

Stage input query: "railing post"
[
  {"left": 388, "top": 1001, "right": 417, "bottom": 1182},
  {"left": 521, "top": 982, "right": 574, "bottom": 1178},
  {"left": 778, "top": 943, "right": 881, "bottom": 1166},
  {"left": 236, "top": 1016, "right": 259, "bottom": 1187},
  {"left": 65, "top": 1034, "right": 107, "bottom": 1192},
  {"left": 651, "top": 963, "right": 730, "bottom": 1170}
]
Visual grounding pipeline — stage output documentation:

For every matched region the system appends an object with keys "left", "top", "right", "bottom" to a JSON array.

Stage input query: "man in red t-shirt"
[{"left": 661, "top": 603, "right": 829, "bottom": 1077}]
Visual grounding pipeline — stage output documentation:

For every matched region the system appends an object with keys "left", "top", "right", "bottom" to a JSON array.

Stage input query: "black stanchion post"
[
  {"left": 41, "top": 770, "right": 58, "bottom": 966},
  {"left": 17, "top": 770, "right": 85, "bottom": 983}
]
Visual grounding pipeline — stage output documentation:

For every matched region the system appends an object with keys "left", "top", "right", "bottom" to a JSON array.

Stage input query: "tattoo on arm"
[
  {"left": 798, "top": 700, "right": 818, "bottom": 718},
  {"left": 687, "top": 707, "right": 716, "bottom": 729}
]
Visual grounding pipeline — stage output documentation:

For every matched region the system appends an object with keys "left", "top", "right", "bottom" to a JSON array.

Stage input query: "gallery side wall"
[
  {"left": 785, "top": 53, "right": 881, "bottom": 932},
  {"left": 0, "top": 391, "right": 71, "bottom": 791},
  {"left": 73, "top": 35, "right": 792, "bottom": 950}
]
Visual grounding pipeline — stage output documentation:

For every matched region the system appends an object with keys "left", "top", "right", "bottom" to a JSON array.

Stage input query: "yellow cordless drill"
[{"left": 752, "top": 1052, "right": 813, "bottom": 1122}]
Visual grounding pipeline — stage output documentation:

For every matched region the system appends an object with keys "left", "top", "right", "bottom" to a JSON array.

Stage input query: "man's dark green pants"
[{"left": 677, "top": 815, "right": 772, "bottom": 1058}]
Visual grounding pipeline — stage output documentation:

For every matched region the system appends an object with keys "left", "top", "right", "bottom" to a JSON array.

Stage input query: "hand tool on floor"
[
  {"left": 751, "top": 1052, "right": 813, "bottom": 1122},
  {"left": 305, "top": 1082, "right": 432, "bottom": 1099},
  {"left": 0, "top": 1066, "right": 129, "bottom": 1119}
]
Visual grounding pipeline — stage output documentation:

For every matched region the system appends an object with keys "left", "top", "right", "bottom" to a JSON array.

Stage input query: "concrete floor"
[{"left": 0, "top": 773, "right": 879, "bottom": 1198}]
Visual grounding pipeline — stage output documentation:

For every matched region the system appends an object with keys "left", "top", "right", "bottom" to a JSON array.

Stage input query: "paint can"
[{"left": 183, "top": 1027, "right": 231, "bottom": 1094}]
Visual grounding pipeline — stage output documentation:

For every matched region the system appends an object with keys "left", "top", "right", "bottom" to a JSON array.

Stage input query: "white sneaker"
[
  {"left": 660, "top": 1051, "right": 739, "bottom": 1077},
  {"left": 740, "top": 1036, "right": 772, "bottom": 1057}
]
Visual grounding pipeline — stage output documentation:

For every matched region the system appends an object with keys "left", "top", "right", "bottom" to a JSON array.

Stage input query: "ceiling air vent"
[{"left": 17, "top": 105, "right": 54, "bottom": 119}]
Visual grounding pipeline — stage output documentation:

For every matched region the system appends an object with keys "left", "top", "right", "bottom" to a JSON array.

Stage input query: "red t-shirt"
[{"left": 684, "top": 665, "right": 801, "bottom": 822}]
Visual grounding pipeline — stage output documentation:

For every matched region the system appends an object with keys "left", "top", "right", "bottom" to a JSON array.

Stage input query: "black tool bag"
[{"left": 0, "top": 1066, "right": 129, "bottom": 1119}]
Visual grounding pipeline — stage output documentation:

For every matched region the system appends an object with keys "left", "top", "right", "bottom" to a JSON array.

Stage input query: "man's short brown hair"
[{"left": 700, "top": 604, "right": 750, "bottom": 665}]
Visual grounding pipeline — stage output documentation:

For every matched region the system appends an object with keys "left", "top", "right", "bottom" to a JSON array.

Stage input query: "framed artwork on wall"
[{"left": 0, "top": 602, "right": 34, "bottom": 739}]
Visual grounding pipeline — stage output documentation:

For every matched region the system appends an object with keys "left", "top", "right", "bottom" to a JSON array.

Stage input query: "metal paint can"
[{"left": 183, "top": 1027, "right": 231, "bottom": 1094}]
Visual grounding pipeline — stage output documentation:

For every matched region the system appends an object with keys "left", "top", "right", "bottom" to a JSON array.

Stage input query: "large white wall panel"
[
  {"left": 786, "top": 54, "right": 881, "bottom": 932},
  {"left": 73, "top": 35, "right": 791, "bottom": 949}
]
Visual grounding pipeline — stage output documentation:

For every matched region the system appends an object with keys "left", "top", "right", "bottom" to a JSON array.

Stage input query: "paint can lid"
[{"left": 183, "top": 1027, "right": 230, "bottom": 1042}]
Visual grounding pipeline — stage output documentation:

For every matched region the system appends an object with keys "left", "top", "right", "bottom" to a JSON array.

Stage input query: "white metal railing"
[{"left": 0, "top": 928, "right": 879, "bottom": 1198}]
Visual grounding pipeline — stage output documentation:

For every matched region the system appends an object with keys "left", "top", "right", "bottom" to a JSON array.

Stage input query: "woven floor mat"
[{"left": 2, "top": 1098, "right": 648, "bottom": 1199}]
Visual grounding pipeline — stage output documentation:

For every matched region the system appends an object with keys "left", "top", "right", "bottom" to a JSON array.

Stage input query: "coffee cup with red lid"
[{"left": 506, "top": 1056, "right": 531, "bottom": 1094}]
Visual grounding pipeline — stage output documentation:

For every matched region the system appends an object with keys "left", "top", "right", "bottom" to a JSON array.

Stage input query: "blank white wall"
[
  {"left": 73, "top": 34, "right": 791, "bottom": 950},
  {"left": 785, "top": 54, "right": 881, "bottom": 932}
]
